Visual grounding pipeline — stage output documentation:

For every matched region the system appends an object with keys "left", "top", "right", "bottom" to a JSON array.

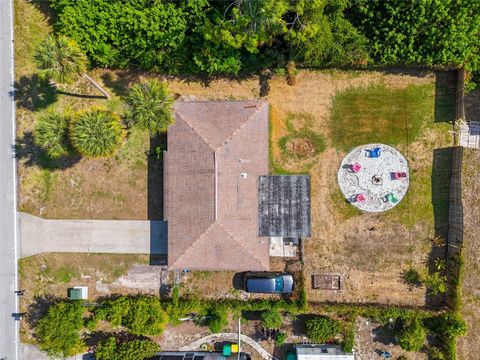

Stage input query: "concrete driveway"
[{"left": 20, "top": 212, "right": 167, "bottom": 258}]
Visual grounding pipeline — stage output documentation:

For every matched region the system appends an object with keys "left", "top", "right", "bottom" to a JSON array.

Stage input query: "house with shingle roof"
[{"left": 164, "top": 100, "right": 310, "bottom": 271}]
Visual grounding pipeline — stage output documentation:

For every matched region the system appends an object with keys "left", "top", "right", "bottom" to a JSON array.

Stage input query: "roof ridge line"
[
  {"left": 175, "top": 110, "right": 216, "bottom": 151},
  {"left": 169, "top": 221, "right": 217, "bottom": 269},
  {"left": 214, "top": 102, "right": 267, "bottom": 152}
]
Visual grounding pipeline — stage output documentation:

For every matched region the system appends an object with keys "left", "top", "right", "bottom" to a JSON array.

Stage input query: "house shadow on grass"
[
  {"left": 148, "top": 133, "right": 168, "bottom": 265},
  {"left": 426, "top": 147, "right": 454, "bottom": 308},
  {"left": 434, "top": 71, "right": 457, "bottom": 123},
  {"left": 14, "top": 131, "right": 81, "bottom": 170}
]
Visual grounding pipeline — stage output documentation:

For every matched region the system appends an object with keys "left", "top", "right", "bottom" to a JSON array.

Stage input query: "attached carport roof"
[{"left": 258, "top": 175, "right": 311, "bottom": 238}]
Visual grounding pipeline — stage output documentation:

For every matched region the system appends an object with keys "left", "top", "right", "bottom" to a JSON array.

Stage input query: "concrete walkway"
[
  {"left": 19, "top": 212, "right": 167, "bottom": 258},
  {"left": 179, "top": 333, "right": 274, "bottom": 360}
]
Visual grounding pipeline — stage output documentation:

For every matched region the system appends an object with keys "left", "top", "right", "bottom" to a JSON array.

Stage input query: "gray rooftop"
[
  {"left": 295, "top": 345, "right": 354, "bottom": 360},
  {"left": 258, "top": 175, "right": 311, "bottom": 237}
]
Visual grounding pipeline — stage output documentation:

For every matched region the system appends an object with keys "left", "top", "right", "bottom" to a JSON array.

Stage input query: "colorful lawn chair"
[
  {"left": 383, "top": 192, "right": 398, "bottom": 203},
  {"left": 351, "top": 162, "right": 362, "bottom": 173},
  {"left": 355, "top": 193, "right": 366, "bottom": 203},
  {"left": 366, "top": 147, "right": 381, "bottom": 158},
  {"left": 392, "top": 171, "right": 407, "bottom": 180}
]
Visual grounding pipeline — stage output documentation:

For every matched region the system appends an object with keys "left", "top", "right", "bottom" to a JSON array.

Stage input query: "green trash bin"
[
  {"left": 223, "top": 344, "right": 232, "bottom": 357},
  {"left": 286, "top": 351, "right": 296, "bottom": 360}
]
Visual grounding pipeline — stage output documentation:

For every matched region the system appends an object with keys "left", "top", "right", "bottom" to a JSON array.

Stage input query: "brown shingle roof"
[{"left": 165, "top": 101, "right": 269, "bottom": 271}]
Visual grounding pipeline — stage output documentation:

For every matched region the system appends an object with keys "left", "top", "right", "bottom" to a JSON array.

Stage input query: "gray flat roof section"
[{"left": 258, "top": 175, "right": 311, "bottom": 237}]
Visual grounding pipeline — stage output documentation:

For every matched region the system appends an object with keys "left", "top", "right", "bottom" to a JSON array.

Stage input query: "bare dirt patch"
[{"left": 285, "top": 137, "right": 317, "bottom": 157}]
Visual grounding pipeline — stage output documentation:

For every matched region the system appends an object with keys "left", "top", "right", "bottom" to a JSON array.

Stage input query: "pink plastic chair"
[
  {"left": 351, "top": 163, "right": 362, "bottom": 173},
  {"left": 356, "top": 194, "right": 366, "bottom": 203},
  {"left": 393, "top": 172, "right": 407, "bottom": 180}
]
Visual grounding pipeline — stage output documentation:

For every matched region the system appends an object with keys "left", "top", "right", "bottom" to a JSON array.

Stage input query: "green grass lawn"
[
  {"left": 329, "top": 81, "right": 453, "bottom": 228},
  {"left": 330, "top": 83, "right": 434, "bottom": 150}
]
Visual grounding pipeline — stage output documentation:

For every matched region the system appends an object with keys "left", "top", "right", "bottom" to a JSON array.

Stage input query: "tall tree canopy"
[
  {"left": 351, "top": 0, "right": 480, "bottom": 71},
  {"left": 50, "top": 0, "right": 479, "bottom": 75},
  {"left": 35, "top": 301, "right": 85, "bottom": 358}
]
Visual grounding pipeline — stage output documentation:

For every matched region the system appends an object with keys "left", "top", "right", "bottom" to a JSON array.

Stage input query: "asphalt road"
[{"left": 0, "top": 0, "right": 19, "bottom": 359}]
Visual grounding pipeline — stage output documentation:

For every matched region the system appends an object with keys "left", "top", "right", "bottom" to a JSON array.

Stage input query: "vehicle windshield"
[{"left": 274, "top": 277, "right": 283, "bottom": 292}]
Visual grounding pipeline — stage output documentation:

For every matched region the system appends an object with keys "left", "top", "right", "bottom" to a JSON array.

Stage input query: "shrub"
[
  {"left": 403, "top": 268, "right": 421, "bottom": 286},
  {"left": 261, "top": 309, "right": 283, "bottom": 329},
  {"left": 69, "top": 109, "right": 125, "bottom": 158},
  {"left": 96, "top": 336, "right": 160, "bottom": 360},
  {"left": 425, "top": 313, "right": 467, "bottom": 341},
  {"left": 167, "top": 288, "right": 203, "bottom": 326},
  {"left": 305, "top": 316, "right": 342, "bottom": 343},
  {"left": 298, "top": 290, "right": 308, "bottom": 312},
  {"left": 85, "top": 316, "right": 98, "bottom": 332},
  {"left": 342, "top": 321, "right": 355, "bottom": 353},
  {"left": 275, "top": 332, "right": 286, "bottom": 346},
  {"left": 34, "top": 112, "right": 70, "bottom": 158},
  {"left": 208, "top": 306, "right": 228, "bottom": 333},
  {"left": 35, "top": 301, "right": 86, "bottom": 358},
  {"left": 396, "top": 317, "right": 426, "bottom": 352},
  {"left": 429, "top": 346, "right": 446, "bottom": 360},
  {"left": 95, "top": 296, "right": 169, "bottom": 336},
  {"left": 424, "top": 272, "right": 447, "bottom": 295},
  {"left": 125, "top": 80, "right": 174, "bottom": 134}
]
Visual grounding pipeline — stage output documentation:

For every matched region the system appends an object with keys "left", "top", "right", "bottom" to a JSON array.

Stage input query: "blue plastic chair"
[{"left": 367, "top": 147, "right": 381, "bottom": 158}]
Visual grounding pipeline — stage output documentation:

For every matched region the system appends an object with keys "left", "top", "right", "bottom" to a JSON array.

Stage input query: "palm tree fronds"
[{"left": 125, "top": 79, "right": 174, "bottom": 134}]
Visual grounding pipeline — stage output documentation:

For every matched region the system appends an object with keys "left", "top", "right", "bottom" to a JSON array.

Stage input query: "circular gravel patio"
[{"left": 337, "top": 144, "right": 409, "bottom": 212}]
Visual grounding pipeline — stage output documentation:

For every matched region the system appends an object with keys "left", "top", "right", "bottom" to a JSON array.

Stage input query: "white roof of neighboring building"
[{"left": 295, "top": 345, "right": 354, "bottom": 360}]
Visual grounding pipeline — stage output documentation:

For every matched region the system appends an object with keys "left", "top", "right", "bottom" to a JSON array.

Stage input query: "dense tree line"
[
  {"left": 49, "top": 0, "right": 479, "bottom": 76},
  {"left": 351, "top": 0, "right": 480, "bottom": 72}
]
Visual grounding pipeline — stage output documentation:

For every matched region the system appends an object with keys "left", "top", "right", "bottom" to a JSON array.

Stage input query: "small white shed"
[{"left": 295, "top": 345, "right": 354, "bottom": 360}]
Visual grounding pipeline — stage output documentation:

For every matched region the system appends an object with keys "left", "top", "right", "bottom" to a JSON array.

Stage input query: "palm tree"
[
  {"left": 125, "top": 79, "right": 174, "bottom": 134},
  {"left": 69, "top": 109, "right": 125, "bottom": 158},
  {"left": 35, "top": 35, "right": 110, "bottom": 98},
  {"left": 34, "top": 111, "right": 70, "bottom": 158}
]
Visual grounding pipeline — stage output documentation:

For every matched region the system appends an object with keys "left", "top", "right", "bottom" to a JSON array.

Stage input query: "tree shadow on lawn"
[
  {"left": 101, "top": 71, "right": 141, "bottom": 98},
  {"left": 25, "top": 294, "right": 62, "bottom": 330},
  {"left": 13, "top": 74, "right": 58, "bottom": 111},
  {"left": 56, "top": 90, "right": 106, "bottom": 100},
  {"left": 14, "top": 131, "right": 81, "bottom": 170},
  {"left": 434, "top": 71, "right": 457, "bottom": 123},
  {"left": 372, "top": 323, "right": 396, "bottom": 346},
  {"left": 84, "top": 331, "right": 147, "bottom": 348},
  {"left": 291, "top": 314, "right": 317, "bottom": 336},
  {"left": 30, "top": 0, "right": 57, "bottom": 26},
  {"left": 425, "top": 147, "right": 453, "bottom": 308}
]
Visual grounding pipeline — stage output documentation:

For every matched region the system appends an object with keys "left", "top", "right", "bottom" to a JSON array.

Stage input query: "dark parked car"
[{"left": 244, "top": 272, "right": 294, "bottom": 294}]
